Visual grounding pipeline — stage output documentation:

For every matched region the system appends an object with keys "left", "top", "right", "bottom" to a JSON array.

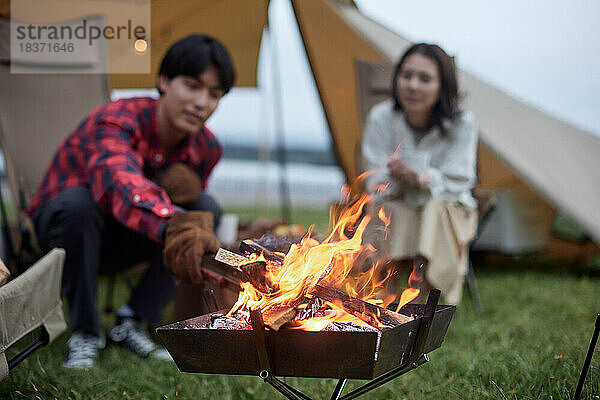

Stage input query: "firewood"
[
  {"left": 200, "top": 252, "right": 244, "bottom": 291},
  {"left": 214, "top": 248, "right": 247, "bottom": 267},
  {"left": 239, "top": 260, "right": 279, "bottom": 294},
  {"left": 262, "top": 305, "right": 297, "bottom": 331},
  {"left": 312, "top": 285, "right": 412, "bottom": 327},
  {"left": 240, "top": 239, "right": 285, "bottom": 264}
]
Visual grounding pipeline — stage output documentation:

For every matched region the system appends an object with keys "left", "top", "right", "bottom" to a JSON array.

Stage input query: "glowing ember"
[{"left": 226, "top": 190, "right": 419, "bottom": 331}]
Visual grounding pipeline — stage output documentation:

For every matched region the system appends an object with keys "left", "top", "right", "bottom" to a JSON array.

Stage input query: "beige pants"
[{"left": 377, "top": 197, "right": 478, "bottom": 304}]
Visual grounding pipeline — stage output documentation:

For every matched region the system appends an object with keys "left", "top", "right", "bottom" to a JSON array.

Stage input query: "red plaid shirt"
[{"left": 27, "top": 97, "right": 223, "bottom": 243}]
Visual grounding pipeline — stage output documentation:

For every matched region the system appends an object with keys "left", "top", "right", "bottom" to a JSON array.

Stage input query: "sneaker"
[
  {"left": 108, "top": 317, "right": 172, "bottom": 361},
  {"left": 63, "top": 332, "right": 105, "bottom": 369}
]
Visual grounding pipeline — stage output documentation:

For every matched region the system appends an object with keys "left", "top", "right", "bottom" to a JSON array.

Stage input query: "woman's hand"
[{"left": 387, "top": 157, "right": 430, "bottom": 189}]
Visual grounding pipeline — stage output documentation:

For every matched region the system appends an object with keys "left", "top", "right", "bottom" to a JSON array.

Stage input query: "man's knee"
[
  {"left": 56, "top": 187, "right": 102, "bottom": 225},
  {"left": 185, "top": 192, "right": 222, "bottom": 230},
  {"left": 34, "top": 187, "right": 104, "bottom": 244}
]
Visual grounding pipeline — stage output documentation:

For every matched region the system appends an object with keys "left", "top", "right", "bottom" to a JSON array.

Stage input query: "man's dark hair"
[
  {"left": 391, "top": 43, "right": 460, "bottom": 135},
  {"left": 157, "top": 34, "right": 236, "bottom": 95}
]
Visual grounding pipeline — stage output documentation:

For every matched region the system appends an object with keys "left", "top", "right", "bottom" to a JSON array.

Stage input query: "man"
[{"left": 27, "top": 34, "right": 235, "bottom": 368}]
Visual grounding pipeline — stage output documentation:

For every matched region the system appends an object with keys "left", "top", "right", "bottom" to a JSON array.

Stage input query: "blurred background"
[{"left": 2, "top": 0, "right": 599, "bottom": 257}]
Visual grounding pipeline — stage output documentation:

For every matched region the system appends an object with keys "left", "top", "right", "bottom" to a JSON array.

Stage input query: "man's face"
[{"left": 158, "top": 65, "right": 225, "bottom": 137}]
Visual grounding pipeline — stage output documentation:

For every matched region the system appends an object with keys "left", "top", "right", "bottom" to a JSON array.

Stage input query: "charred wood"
[
  {"left": 296, "top": 296, "right": 323, "bottom": 320},
  {"left": 322, "top": 321, "right": 379, "bottom": 332},
  {"left": 312, "top": 285, "right": 413, "bottom": 327},
  {"left": 240, "top": 239, "right": 285, "bottom": 264},
  {"left": 253, "top": 234, "right": 294, "bottom": 254},
  {"left": 239, "top": 260, "right": 279, "bottom": 294}
]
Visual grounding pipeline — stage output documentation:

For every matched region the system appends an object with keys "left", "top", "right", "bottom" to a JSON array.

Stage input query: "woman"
[{"left": 362, "top": 43, "right": 478, "bottom": 304}]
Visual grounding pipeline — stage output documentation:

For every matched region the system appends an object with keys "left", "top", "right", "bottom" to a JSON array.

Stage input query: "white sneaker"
[
  {"left": 108, "top": 317, "right": 172, "bottom": 361},
  {"left": 63, "top": 332, "right": 105, "bottom": 369}
]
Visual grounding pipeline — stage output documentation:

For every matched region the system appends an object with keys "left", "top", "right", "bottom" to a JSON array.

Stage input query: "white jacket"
[{"left": 362, "top": 99, "right": 478, "bottom": 209}]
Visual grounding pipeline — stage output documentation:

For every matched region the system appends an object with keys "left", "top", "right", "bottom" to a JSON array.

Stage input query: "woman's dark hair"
[
  {"left": 391, "top": 43, "right": 460, "bottom": 133},
  {"left": 157, "top": 34, "right": 236, "bottom": 95}
]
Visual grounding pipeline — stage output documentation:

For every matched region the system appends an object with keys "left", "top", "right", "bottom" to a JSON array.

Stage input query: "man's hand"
[
  {"left": 157, "top": 163, "right": 202, "bottom": 205},
  {"left": 387, "top": 158, "right": 430, "bottom": 189},
  {"left": 163, "top": 211, "right": 221, "bottom": 286}
]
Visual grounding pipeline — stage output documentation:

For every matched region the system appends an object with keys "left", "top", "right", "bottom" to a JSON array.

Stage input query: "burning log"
[
  {"left": 262, "top": 306, "right": 298, "bottom": 331},
  {"left": 209, "top": 239, "right": 416, "bottom": 331},
  {"left": 296, "top": 296, "right": 323, "bottom": 320},
  {"left": 214, "top": 248, "right": 247, "bottom": 267},
  {"left": 312, "top": 285, "right": 413, "bottom": 327},
  {"left": 240, "top": 239, "right": 285, "bottom": 264},
  {"left": 239, "top": 260, "right": 279, "bottom": 294},
  {"left": 252, "top": 234, "right": 295, "bottom": 254}
]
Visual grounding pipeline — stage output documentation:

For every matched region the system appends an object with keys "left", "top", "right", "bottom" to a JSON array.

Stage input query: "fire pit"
[
  {"left": 158, "top": 296, "right": 453, "bottom": 380},
  {"left": 157, "top": 194, "right": 456, "bottom": 399}
]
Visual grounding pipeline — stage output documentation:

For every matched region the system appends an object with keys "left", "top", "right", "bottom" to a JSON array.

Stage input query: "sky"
[{"left": 190, "top": 0, "right": 600, "bottom": 151}]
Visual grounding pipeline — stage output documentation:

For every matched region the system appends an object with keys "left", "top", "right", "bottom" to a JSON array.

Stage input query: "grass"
[
  {"left": 1, "top": 205, "right": 599, "bottom": 399},
  {"left": 223, "top": 205, "right": 332, "bottom": 234}
]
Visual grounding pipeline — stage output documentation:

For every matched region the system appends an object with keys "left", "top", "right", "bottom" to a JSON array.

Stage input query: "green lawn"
[
  {"left": 2, "top": 205, "right": 599, "bottom": 399},
  {"left": 223, "top": 205, "right": 333, "bottom": 234}
]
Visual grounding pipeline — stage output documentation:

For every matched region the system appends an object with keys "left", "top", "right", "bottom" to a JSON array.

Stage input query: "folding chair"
[
  {"left": 1, "top": 249, "right": 67, "bottom": 380},
  {"left": 355, "top": 59, "right": 492, "bottom": 310},
  {"left": 466, "top": 188, "right": 497, "bottom": 316}
]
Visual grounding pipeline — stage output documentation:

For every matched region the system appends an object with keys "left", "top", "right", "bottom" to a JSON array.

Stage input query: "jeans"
[{"left": 32, "top": 186, "right": 222, "bottom": 336}]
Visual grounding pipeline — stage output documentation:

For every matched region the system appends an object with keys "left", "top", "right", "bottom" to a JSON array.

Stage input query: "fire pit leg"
[
  {"left": 250, "top": 309, "right": 272, "bottom": 374},
  {"left": 260, "top": 370, "right": 312, "bottom": 400},
  {"left": 250, "top": 309, "right": 312, "bottom": 400},
  {"left": 248, "top": 291, "right": 441, "bottom": 400},
  {"left": 330, "top": 379, "right": 347, "bottom": 400},
  {"left": 574, "top": 313, "right": 600, "bottom": 400}
]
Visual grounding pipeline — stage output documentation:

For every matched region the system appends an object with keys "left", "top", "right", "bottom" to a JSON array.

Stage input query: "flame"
[
  {"left": 395, "top": 263, "right": 423, "bottom": 312},
  {"left": 375, "top": 183, "right": 390, "bottom": 193},
  {"left": 289, "top": 302, "right": 378, "bottom": 331},
  {"left": 227, "top": 191, "right": 420, "bottom": 331}
]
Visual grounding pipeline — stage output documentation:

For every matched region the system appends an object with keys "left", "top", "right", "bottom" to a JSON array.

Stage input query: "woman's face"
[{"left": 396, "top": 53, "right": 441, "bottom": 117}]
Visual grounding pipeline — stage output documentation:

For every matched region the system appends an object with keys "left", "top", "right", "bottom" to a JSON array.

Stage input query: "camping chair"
[
  {"left": 0, "top": 16, "right": 134, "bottom": 318},
  {"left": 355, "top": 59, "right": 492, "bottom": 311},
  {"left": 1, "top": 248, "right": 67, "bottom": 380},
  {"left": 466, "top": 188, "right": 496, "bottom": 315}
]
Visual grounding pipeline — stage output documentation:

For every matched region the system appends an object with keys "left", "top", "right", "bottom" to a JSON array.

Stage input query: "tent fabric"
[
  {"left": 0, "top": 63, "right": 110, "bottom": 205},
  {"left": 0, "top": 0, "right": 267, "bottom": 87},
  {"left": 310, "top": 1, "right": 600, "bottom": 246},
  {"left": 291, "top": 0, "right": 385, "bottom": 190},
  {"left": 110, "top": 0, "right": 268, "bottom": 89},
  {"left": 0, "top": 248, "right": 67, "bottom": 381}
]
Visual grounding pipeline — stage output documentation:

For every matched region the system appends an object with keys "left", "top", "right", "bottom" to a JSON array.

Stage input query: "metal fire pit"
[
  {"left": 157, "top": 303, "right": 453, "bottom": 380},
  {"left": 158, "top": 239, "right": 456, "bottom": 398},
  {"left": 157, "top": 289, "right": 454, "bottom": 399},
  {"left": 157, "top": 242, "right": 455, "bottom": 398}
]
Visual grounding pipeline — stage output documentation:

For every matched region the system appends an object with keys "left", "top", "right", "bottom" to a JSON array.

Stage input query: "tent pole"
[
  {"left": 257, "top": 27, "right": 271, "bottom": 220},
  {"left": 268, "top": 0, "right": 291, "bottom": 223}
]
